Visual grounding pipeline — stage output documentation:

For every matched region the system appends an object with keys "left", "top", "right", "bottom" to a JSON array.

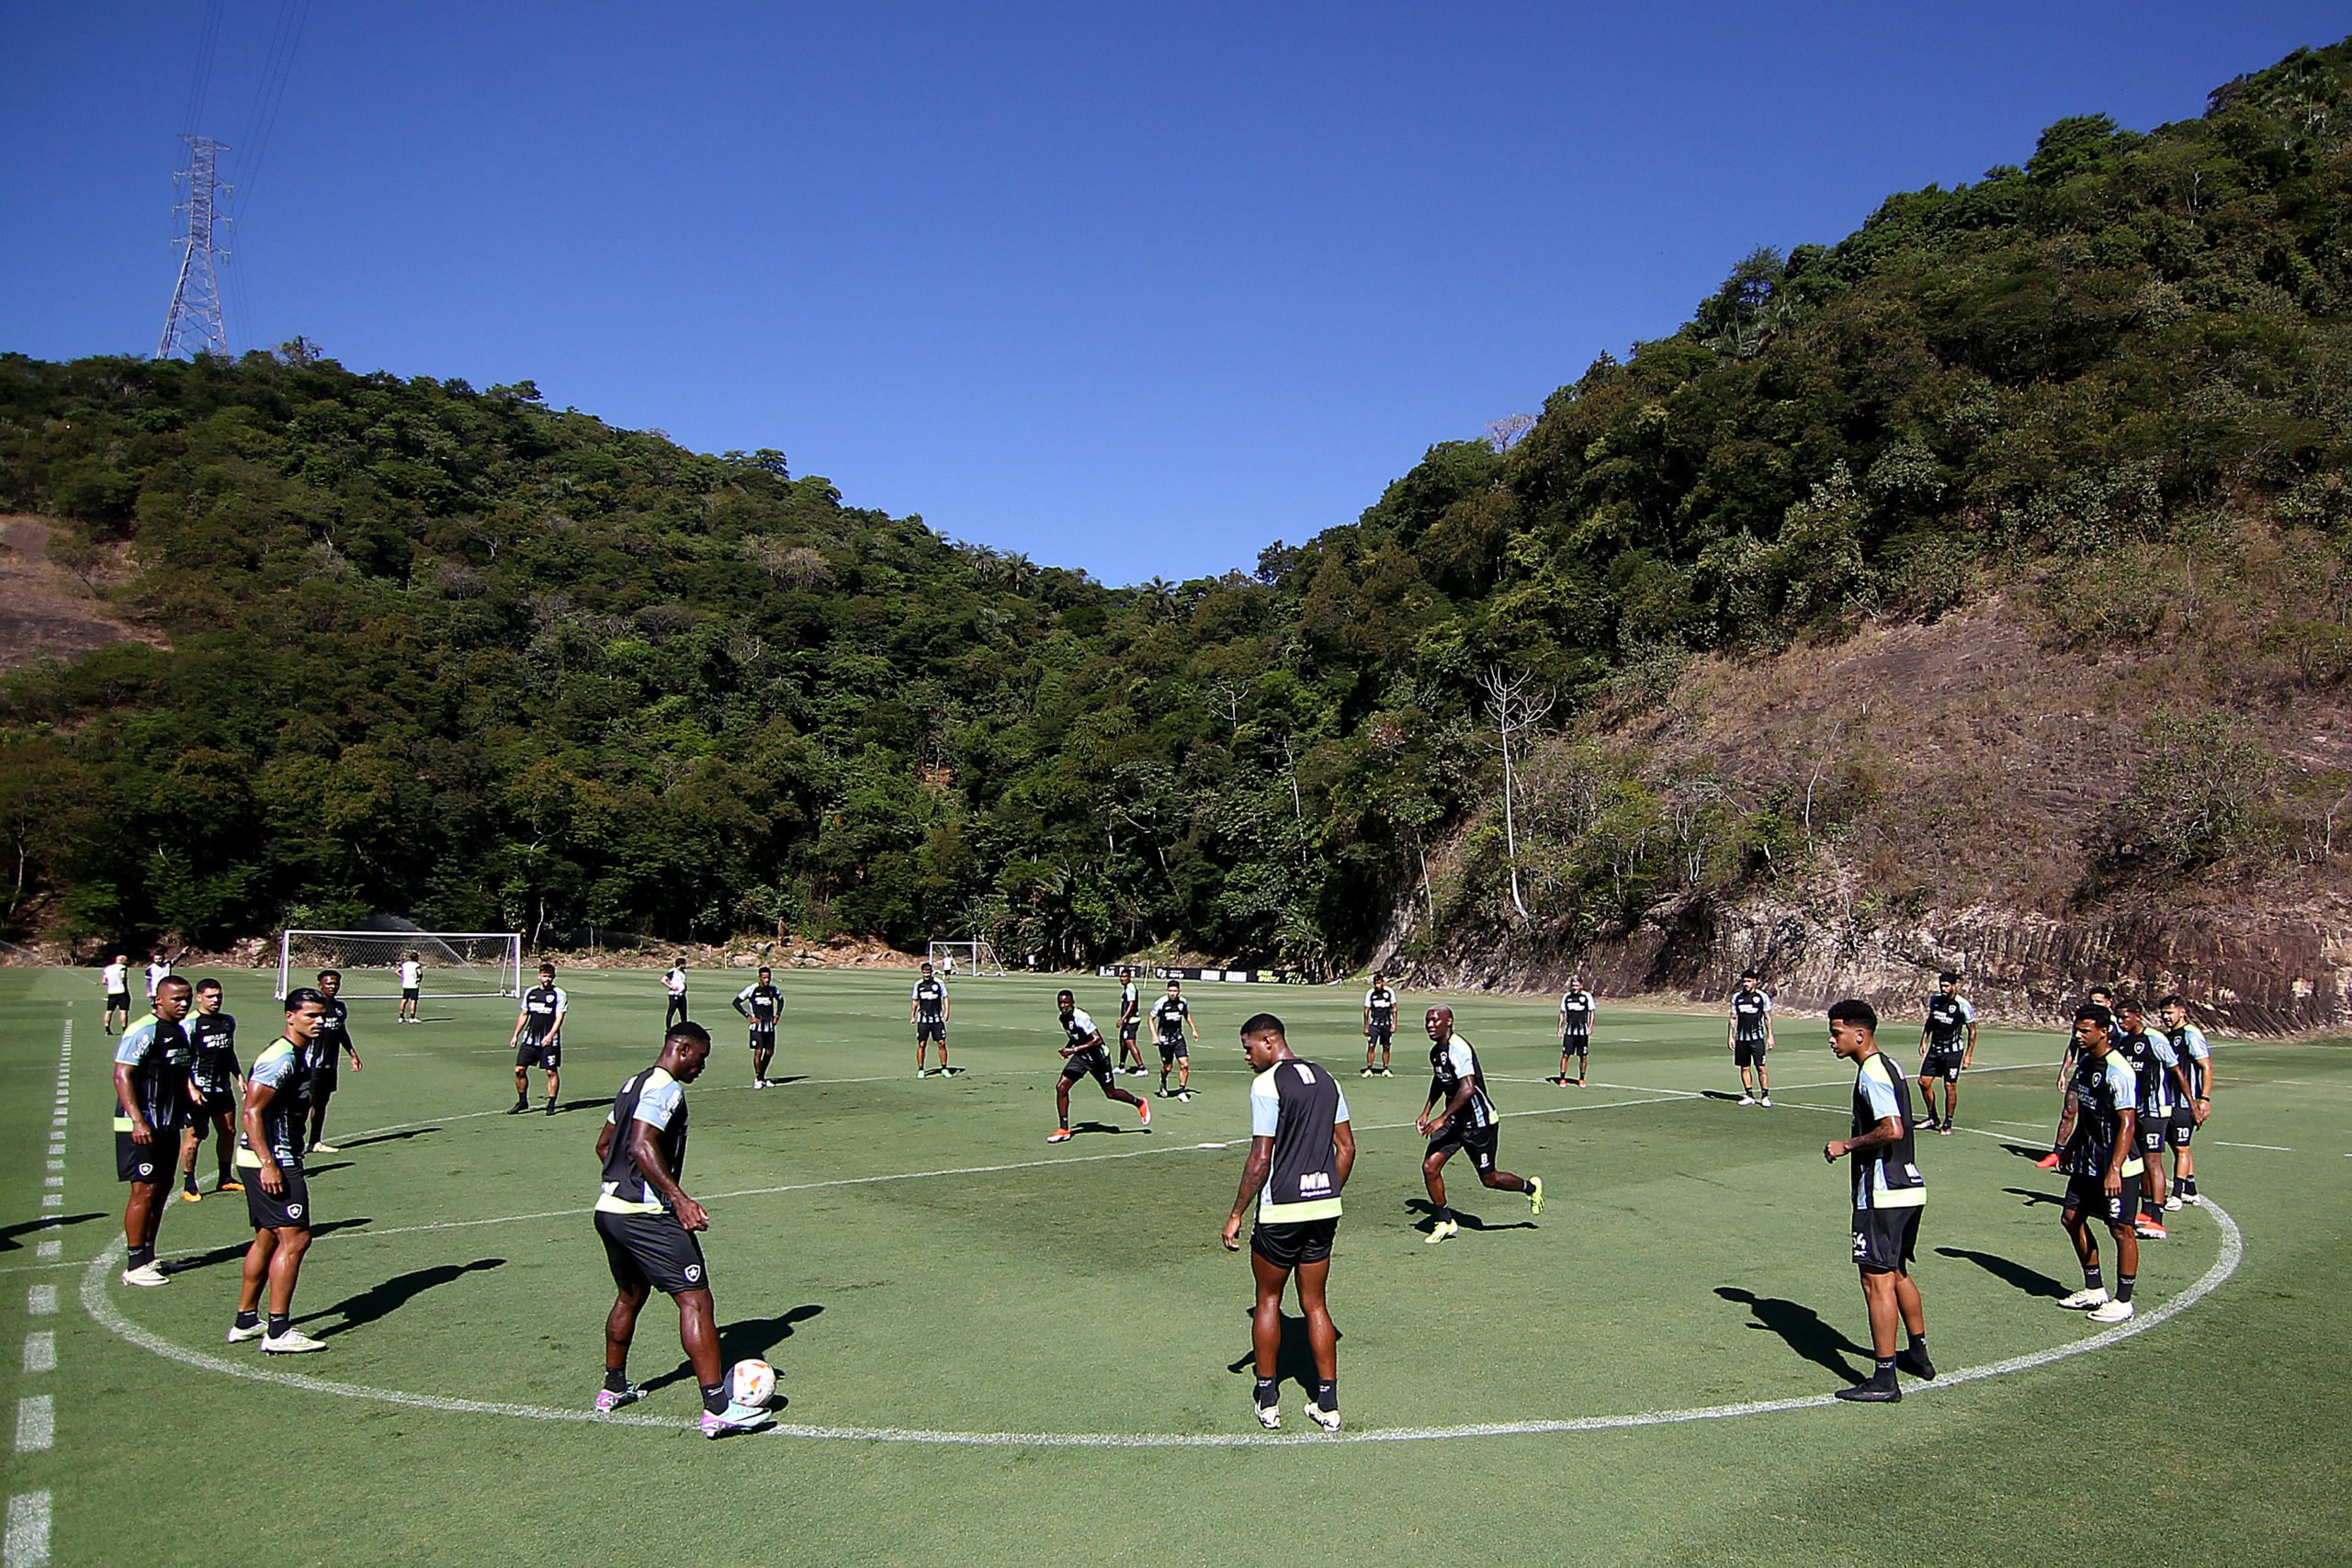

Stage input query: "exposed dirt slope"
[{"left": 0, "top": 514, "right": 168, "bottom": 671}]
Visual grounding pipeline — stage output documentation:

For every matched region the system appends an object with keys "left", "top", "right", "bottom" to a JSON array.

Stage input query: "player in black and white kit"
[
  {"left": 2038, "top": 985, "right": 2119, "bottom": 1170},
  {"left": 1727, "top": 970, "right": 1774, "bottom": 1106},
  {"left": 910, "top": 963, "right": 952, "bottom": 1077},
  {"left": 1222, "top": 1011, "right": 1353, "bottom": 1431},
  {"left": 113, "top": 976, "right": 197, "bottom": 1287},
  {"left": 1416, "top": 1006, "right": 1542, "bottom": 1242},
  {"left": 1552, "top": 975, "right": 1596, "bottom": 1087},
  {"left": 662, "top": 964, "right": 690, "bottom": 1030},
  {"left": 307, "top": 969, "right": 363, "bottom": 1151},
  {"left": 508, "top": 964, "right": 566, "bottom": 1114},
  {"left": 145, "top": 945, "right": 189, "bottom": 1000},
  {"left": 1116, "top": 969, "right": 1148, "bottom": 1076},
  {"left": 734, "top": 966, "right": 784, "bottom": 1088},
  {"left": 2114, "top": 999, "right": 2190, "bottom": 1239},
  {"left": 1151, "top": 980, "right": 1199, "bottom": 1099},
  {"left": 592, "top": 1021, "right": 772, "bottom": 1437},
  {"left": 229, "top": 988, "right": 327, "bottom": 1352},
  {"left": 177, "top": 977, "right": 244, "bottom": 1202},
  {"left": 2157, "top": 995, "right": 2214, "bottom": 1209},
  {"left": 1916, "top": 972, "right": 1975, "bottom": 1134},
  {"left": 2054, "top": 1005, "right": 2143, "bottom": 1325},
  {"left": 397, "top": 953, "right": 424, "bottom": 1024},
  {"left": 1047, "top": 990, "right": 1150, "bottom": 1143},
  {"left": 1361, "top": 973, "right": 1398, "bottom": 1077},
  {"left": 102, "top": 953, "right": 132, "bottom": 1035},
  {"left": 1821, "top": 998, "right": 1932, "bottom": 1402}
]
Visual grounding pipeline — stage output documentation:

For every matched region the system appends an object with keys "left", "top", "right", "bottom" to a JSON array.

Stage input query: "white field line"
[
  {"left": 2, "top": 1491, "right": 49, "bottom": 1568},
  {"left": 80, "top": 1202, "right": 2245, "bottom": 1447},
  {"left": 11, "top": 1397, "right": 50, "bottom": 1454},
  {"left": 2210, "top": 1142, "right": 2290, "bottom": 1152}
]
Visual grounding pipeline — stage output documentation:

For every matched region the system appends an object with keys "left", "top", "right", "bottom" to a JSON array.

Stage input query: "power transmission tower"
[{"left": 158, "top": 135, "right": 232, "bottom": 359}]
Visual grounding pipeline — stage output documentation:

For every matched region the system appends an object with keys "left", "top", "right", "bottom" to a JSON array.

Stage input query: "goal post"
[
  {"left": 926, "top": 939, "right": 1007, "bottom": 977},
  {"left": 277, "top": 931, "right": 523, "bottom": 1000}
]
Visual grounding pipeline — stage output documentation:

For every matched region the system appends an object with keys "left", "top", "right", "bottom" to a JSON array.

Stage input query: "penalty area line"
[{"left": 82, "top": 1204, "right": 2242, "bottom": 1447}]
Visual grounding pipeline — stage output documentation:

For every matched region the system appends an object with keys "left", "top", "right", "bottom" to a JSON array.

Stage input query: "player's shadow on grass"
[
  {"left": 306, "top": 1162, "right": 354, "bottom": 1178},
  {"left": 301, "top": 1258, "right": 506, "bottom": 1337},
  {"left": 164, "top": 1218, "right": 373, "bottom": 1275},
  {"left": 643, "top": 1305, "right": 825, "bottom": 1393},
  {"left": 1404, "top": 1200, "right": 1534, "bottom": 1234},
  {"left": 554, "top": 1099, "right": 607, "bottom": 1113},
  {"left": 2001, "top": 1186, "right": 2068, "bottom": 1209},
  {"left": 1067, "top": 1120, "right": 1146, "bottom": 1136},
  {"left": 1934, "top": 1247, "right": 2070, "bottom": 1301},
  {"left": 2001, "top": 1144, "right": 2055, "bottom": 1161},
  {"left": 1226, "top": 1310, "right": 1345, "bottom": 1393},
  {"left": 1697, "top": 1090, "right": 1752, "bottom": 1103},
  {"left": 1713, "top": 1287, "right": 1870, "bottom": 1384},
  {"left": 336, "top": 1128, "right": 436, "bottom": 1151},
  {"left": 0, "top": 1213, "right": 105, "bottom": 1253}
]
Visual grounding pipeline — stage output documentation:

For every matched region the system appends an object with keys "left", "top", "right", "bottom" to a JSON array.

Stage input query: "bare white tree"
[{"left": 1480, "top": 664, "right": 1555, "bottom": 921}]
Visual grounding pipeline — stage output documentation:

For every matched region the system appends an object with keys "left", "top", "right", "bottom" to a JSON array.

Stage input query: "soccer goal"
[
  {"left": 926, "top": 939, "right": 1007, "bottom": 977},
  {"left": 277, "top": 930, "right": 524, "bottom": 1000}
]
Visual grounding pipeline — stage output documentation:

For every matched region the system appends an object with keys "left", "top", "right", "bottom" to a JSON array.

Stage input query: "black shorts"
[
  {"left": 746, "top": 1025, "right": 776, "bottom": 1049},
  {"left": 1250, "top": 1217, "right": 1339, "bottom": 1269},
  {"left": 1061, "top": 1044, "right": 1115, "bottom": 1089},
  {"left": 190, "top": 1092, "right": 239, "bottom": 1129},
  {"left": 401, "top": 987, "right": 419, "bottom": 1002},
  {"left": 515, "top": 1033, "right": 560, "bottom": 1069},
  {"left": 915, "top": 1021, "right": 945, "bottom": 1043},
  {"left": 1920, "top": 1052, "right": 1965, "bottom": 1083},
  {"left": 106, "top": 991, "right": 130, "bottom": 1010},
  {"left": 2168, "top": 1111, "right": 2196, "bottom": 1147},
  {"left": 2139, "top": 1121, "right": 2169, "bottom": 1156},
  {"left": 2062, "top": 1171, "right": 2143, "bottom": 1227},
  {"left": 116, "top": 1127, "right": 178, "bottom": 1184},
  {"left": 1851, "top": 1205, "right": 1921, "bottom": 1272},
  {"left": 311, "top": 1065, "right": 339, "bottom": 1094},
  {"left": 1158, "top": 1035, "right": 1188, "bottom": 1064},
  {"left": 1426, "top": 1119, "right": 1498, "bottom": 1173},
  {"left": 1561, "top": 1032, "right": 1589, "bottom": 1055},
  {"left": 1119, "top": 1022, "right": 1140, "bottom": 1043},
  {"left": 1368, "top": 1025, "right": 1393, "bottom": 1046},
  {"left": 1734, "top": 1039, "right": 1769, "bottom": 1067},
  {"left": 595, "top": 1208, "right": 710, "bottom": 1296},
  {"left": 245, "top": 1166, "right": 312, "bottom": 1232}
]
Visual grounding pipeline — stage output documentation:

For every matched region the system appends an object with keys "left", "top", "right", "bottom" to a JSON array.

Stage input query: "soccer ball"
[{"left": 729, "top": 1358, "right": 776, "bottom": 1408}]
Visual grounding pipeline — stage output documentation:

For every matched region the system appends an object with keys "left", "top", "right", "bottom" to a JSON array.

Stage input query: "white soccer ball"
[{"left": 729, "top": 1358, "right": 776, "bottom": 1407}]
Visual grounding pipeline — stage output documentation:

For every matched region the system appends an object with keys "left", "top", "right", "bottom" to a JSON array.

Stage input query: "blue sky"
[{"left": 4, "top": 3, "right": 2344, "bottom": 584}]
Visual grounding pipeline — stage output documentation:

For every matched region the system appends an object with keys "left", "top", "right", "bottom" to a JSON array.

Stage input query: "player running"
[
  {"left": 1151, "top": 979, "right": 1199, "bottom": 1099},
  {"left": 734, "top": 966, "right": 784, "bottom": 1087},
  {"left": 307, "top": 969, "right": 364, "bottom": 1151},
  {"left": 102, "top": 953, "right": 131, "bottom": 1035},
  {"left": 2053, "top": 1004, "right": 2143, "bottom": 1325},
  {"left": 396, "top": 952, "right": 424, "bottom": 1023},
  {"left": 1361, "top": 972, "right": 1398, "bottom": 1077},
  {"left": 508, "top": 964, "right": 567, "bottom": 1114},
  {"left": 662, "top": 963, "right": 690, "bottom": 1030},
  {"left": 2158, "top": 995, "right": 2213, "bottom": 1210},
  {"left": 1916, "top": 971, "right": 1975, "bottom": 1134},
  {"left": 2115, "top": 1000, "right": 2190, "bottom": 1239},
  {"left": 592, "top": 1021, "right": 772, "bottom": 1437},
  {"left": 1821, "top": 998, "right": 1932, "bottom": 1402},
  {"left": 1552, "top": 975, "right": 1595, "bottom": 1086},
  {"left": 1222, "top": 1011, "right": 1353, "bottom": 1432},
  {"left": 1047, "top": 990, "right": 1150, "bottom": 1143},
  {"left": 177, "top": 978, "right": 244, "bottom": 1202},
  {"left": 910, "top": 962, "right": 952, "bottom": 1077},
  {"left": 113, "top": 976, "right": 198, "bottom": 1287},
  {"left": 1416, "top": 1006, "right": 1542, "bottom": 1242},
  {"left": 1116, "top": 968, "right": 1148, "bottom": 1075},
  {"left": 1728, "top": 970, "right": 1774, "bottom": 1106},
  {"left": 229, "top": 988, "right": 328, "bottom": 1353}
]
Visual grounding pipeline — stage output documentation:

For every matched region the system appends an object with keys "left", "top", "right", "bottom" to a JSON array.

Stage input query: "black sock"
[
  {"left": 2184, "top": 1177, "right": 2197, "bottom": 1196},
  {"left": 267, "top": 1313, "right": 290, "bottom": 1338},
  {"left": 1435, "top": 1206, "right": 1453, "bottom": 1223},
  {"left": 182, "top": 1172, "right": 198, "bottom": 1191},
  {"left": 1315, "top": 1380, "right": 1337, "bottom": 1411},
  {"left": 1872, "top": 1356, "right": 1897, "bottom": 1384},
  {"left": 604, "top": 1367, "right": 631, "bottom": 1393},
  {"left": 1906, "top": 1332, "right": 1928, "bottom": 1356},
  {"left": 1254, "top": 1378, "right": 1278, "bottom": 1409},
  {"left": 233, "top": 1309, "right": 260, "bottom": 1330},
  {"left": 1058, "top": 1116, "right": 1069, "bottom": 1130},
  {"left": 702, "top": 1382, "right": 729, "bottom": 1415},
  {"left": 128, "top": 1244, "right": 154, "bottom": 1269},
  {"left": 2117, "top": 1274, "right": 2135, "bottom": 1303},
  {"left": 2083, "top": 1264, "right": 2104, "bottom": 1292}
]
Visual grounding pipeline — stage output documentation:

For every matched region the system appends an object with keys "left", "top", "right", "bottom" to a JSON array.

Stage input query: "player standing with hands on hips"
[
  {"left": 1222, "top": 1012, "right": 1353, "bottom": 1431},
  {"left": 1821, "top": 998, "right": 1932, "bottom": 1402}
]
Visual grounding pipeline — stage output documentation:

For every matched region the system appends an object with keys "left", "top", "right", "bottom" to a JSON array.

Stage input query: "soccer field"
[{"left": 6, "top": 966, "right": 2347, "bottom": 1566}]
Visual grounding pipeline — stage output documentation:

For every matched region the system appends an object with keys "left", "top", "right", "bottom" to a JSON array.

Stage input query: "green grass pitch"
[{"left": 4, "top": 965, "right": 2347, "bottom": 1565}]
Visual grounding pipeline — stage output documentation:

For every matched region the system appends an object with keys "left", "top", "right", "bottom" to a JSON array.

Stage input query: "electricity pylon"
[{"left": 157, "top": 135, "right": 232, "bottom": 359}]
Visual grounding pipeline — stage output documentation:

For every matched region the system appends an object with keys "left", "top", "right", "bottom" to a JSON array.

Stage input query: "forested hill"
[{"left": 5, "top": 39, "right": 2352, "bottom": 1003}]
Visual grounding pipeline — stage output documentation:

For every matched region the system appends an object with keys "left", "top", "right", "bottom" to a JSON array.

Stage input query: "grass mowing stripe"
[{"left": 80, "top": 1202, "right": 2244, "bottom": 1447}]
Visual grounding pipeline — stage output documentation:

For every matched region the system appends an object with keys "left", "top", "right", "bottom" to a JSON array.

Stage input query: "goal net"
[
  {"left": 926, "top": 939, "right": 1007, "bottom": 977},
  {"left": 277, "top": 931, "right": 523, "bottom": 1000}
]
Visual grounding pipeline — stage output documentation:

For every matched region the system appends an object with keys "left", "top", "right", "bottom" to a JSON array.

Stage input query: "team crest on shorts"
[
  {"left": 287, "top": 1203, "right": 305, "bottom": 1219},
  {"left": 137, "top": 1161, "right": 155, "bottom": 1178},
  {"left": 684, "top": 1264, "right": 703, "bottom": 1283}
]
